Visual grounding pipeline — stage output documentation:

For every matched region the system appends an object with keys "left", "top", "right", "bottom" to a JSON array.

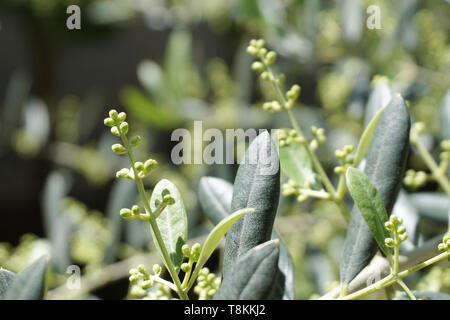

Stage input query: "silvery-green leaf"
[
  {"left": 409, "top": 192, "right": 450, "bottom": 224},
  {"left": 364, "top": 81, "right": 392, "bottom": 128},
  {"left": 340, "top": 96, "right": 410, "bottom": 285},
  {"left": 4, "top": 256, "right": 48, "bottom": 300},
  {"left": 0, "top": 269, "right": 15, "bottom": 299},
  {"left": 215, "top": 240, "right": 279, "bottom": 300},
  {"left": 393, "top": 191, "right": 419, "bottom": 249},
  {"left": 150, "top": 179, "right": 188, "bottom": 273},
  {"left": 440, "top": 89, "right": 450, "bottom": 140},
  {"left": 198, "top": 176, "right": 233, "bottom": 225},
  {"left": 222, "top": 131, "right": 280, "bottom": 279},
  {"left": 346, "top": 167, "right": 391, "bottom": 258}
]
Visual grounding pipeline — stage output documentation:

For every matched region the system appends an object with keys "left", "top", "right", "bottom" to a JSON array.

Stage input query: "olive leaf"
[
  {"left": 276, "top": 133, "right": 321, "bottom": 189},
  {"left": 353, "top": 107, "right": 384, "bottom": 167},
  {"left": 150, "top": 179, "right": 188, "bottom": 274},
  {"left": 214, "top": 240, "right": 280, "bottom": 300},
  {"left": 0, "top": 269, "right": 15, "bottom": 299},
  {"left": 4, "top": 256, "right": 48, "bottom": 300},
  {"left": 409, "top": 192, "right": 450, "bottom": 224},
  {"left": 346, "top": 167, "right": 392, "bottom": 257},
  {"left": 363, "top": 80, "right": 392, "bottom": 127},
  {"left": 198, "top": 176, "right": 233, "bottom": 225},
  {"left": 440, "top": 89, "right": 450, "bottom": 140},
  {"left": 222, "top": 131, "right": 280, "bottom": 279},
  {"left": 187, "top": 208, "right": 254, "bottom": 290},
  {"left": 198, "top": 175, "right": 294, "bottom": 300},
  {"left": 340, "top": 95, "right": 410, "bottom": 285},
  {"left": 393, "top": 191, "right": 419, "bottom": 248},
  {"left": 104, "top": 179, "right": 138, "bottom": 263},
  {"left": 399, "top": 291, "right": 450, "bottom": 300}
]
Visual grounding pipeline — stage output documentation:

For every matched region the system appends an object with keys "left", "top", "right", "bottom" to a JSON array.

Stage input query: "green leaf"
[
  {"left": 399, "top": 291, "right": 450, "bottom": 300},
  {"left": 0, "top": 269, "right": 15, "bottom": 299},
  {"left": 409, "top": 192, "right": 450, "bottom": 224},
  {"left": 340, "top": 95, "right": 410, "bottom": 285},
  {"left": 150, "top": 179, "right": 188, "bottom": 274},
  {"left": 440, "top": 89, "right": 450, "bottom": 140},
  {"left": 198, "top": 176, "right": 233, "bottom": 225},
  {"left": 346, "top": 167, "right": 392, "bottom": 257},
  {"left": 363, "top": 80, "right": 391, "bottom": 127},
  {"left": 214, "top": 240, "right": 280, "bottom": 300},
  {"left": 270, "top": 230, "right": 295, "bottom": 300},
  {"left": 119, "top": 86, "right": 181, "bottom": 129},
  {"left": 198, "top": 176, "right": 294, "bottom": 300},
  {"left": 187, "top": 208, "right": 254, "bottom": 290},
  {"left": 4, "top": 256, "right": 48, "bottom": 300},
  {"left": 42, "top": 170, "right": 72, "bottom": 274},
  {"left": 276, "top": 135, "right": 321, "bottom": 189},
  {"left": 222, "top": 131, "right": 280, "bottom": 279},
  {"left": 103, "top": 179, "right": 138, "bottom": 264},
  {"left": 353, "top": 107, "right": 384, "bottom": 167}
]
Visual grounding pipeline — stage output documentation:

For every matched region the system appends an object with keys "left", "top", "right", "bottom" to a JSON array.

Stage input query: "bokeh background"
[{"left": 0, "top": 0, "right": 449, "bottom": 299}]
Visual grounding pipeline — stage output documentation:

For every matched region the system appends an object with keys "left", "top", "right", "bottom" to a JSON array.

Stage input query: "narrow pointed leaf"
[
  {"left": 223, "top": 131, "right": 280, "bottom": 279},
  {"left": 340, "top": 96, "right": 410, "bottom": 285},
  {"left": 198, "top": 177, "right": 233, "bottom": 225},
  {"left": 214, "top": 240, "right": 280, "bottom": 300},
  {"left": 409, "top": 192, "right": 450, "bottom": 224},
  {"left": 150, "top": 179, "right": 187, "bottom": 273},
  {"left": 187, "top": 208, "right": 254, "bottom": 289},
  {"left": 4, "top": 256, "right": 48, "bottom": 300},
  {"left": 440, "top": 90, "right": 450, "bottom": 140},
  {"left": 199, "top": 175, "right": 294, "bottom": 300},
  {"left": 346, "top": 167, "right": 391, "bottom": 257},
  {"left": 277, "top": 136, "right": 321, "bottom": 189},
  {"left": 364, "top": 81, "right": 392, "bottom": 127},
  {"left": 353, "top": 107, "right": 384, "bottom": 167},
  {"left": 0, "top": 269, "right": 15, "bottom": 299}
]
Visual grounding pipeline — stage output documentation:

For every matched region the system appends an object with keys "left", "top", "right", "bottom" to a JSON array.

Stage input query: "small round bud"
[
  {"left": 137, "top": 264, "right": 146, "bottom": 273},
  {"left": 181, "top": 263, "right": 190, "bottom": 273},
  {"left": 112, "top": 143, "right": 127, "bottom": 155},
  {"left": 135, "top": 162, "right": 144, "bottom": 171},
  {"left": 385, "top": 238, "right": 395, "bottom": 247},
  {"left": 397, "top": 226, "right": 407, "bottom": 234},
  {"left": 251, "top": 62, "right": 264, "bottom": 72},
  {"left": 258, "top": 48, "right": 267, "bottom": 57},
  {"left": 120, "top": 208, "right": 133, "bottom": 220},
  {"left": 130, "top": 135, "right": 141, "bottom": 148},
  {"left": 182, "top": 244, "right": 191, "bottom": 257},
  {"left": 142, "top": 279, "right": 153, "bottom": 289},
  {"left": 207, "top": 289, "right": 217, "bottom": 297},
  {"left": 384, "top": 221, "right": 394, "bottom": 232},
  {"left": 255, "top": 39, "right": 265, "bottom": 48},
  {"left": 260, "top": 71, "right": 270, "bottom": 81},
  {"left": 265, "top": 51, "right": 277, "bottom": 64},
  {"left": 200, "top": 268, "right": 210, "bottom": 276},
  {"left": 116, "top": 168, "right": 129, "bottom": 179},
  {"left": 131, "top": 205, "right": 140, "bottom": 215},
  {"left": 109, "top": 109, "right": 119, "bottom": 120},
  {"left": 163, "top": 194, "right": 175, "bottom": 205},
  {"left": 399, "top": 233, "right": 408, "bottom": 242},
  {"left": 297, "top": 194, "right": 308, "bottom": 203},
  {"left": 152, "top": 264, "right": 161, "bottom": 275},
  {"left": 119, "top": 122, "right": 129, "bottom": 135},
  {"left": 104, "top": 117, "right": 115, "bottom": 127},
  {"left": 191, "top": 243, "right": 201, "bottom": 261},
  {"left": 129, "top": 274, "right": 139, "bottom": 282},
  {"left": 117, "top": 112, "right": 126, "bottom": 122},
  {"left": 111, "top": 126, "right": 120, "bottom": 137},
  {"left": 144, "top": 159, "right": 158, "bottom": 172}
]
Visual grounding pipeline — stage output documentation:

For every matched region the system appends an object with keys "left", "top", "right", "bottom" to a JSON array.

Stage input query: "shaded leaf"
[
  {"left": 346, "top": 167, "right": 391, "bottom": 257},
  {"left": 270, "top": 230, "right": 295, "bottom": 300},
  {"left": 276, "top": 134, "right": 321, "bottom": 189},
  {"left": 439, "top": 89, "right": 450, "bottom": 140},
  {"left": 399, "top": 291, "right": 450, "bottom": 300},
  {"left": 214, "top": 240, "right": 279, "bottom": 300},
  {"left": 409, "top": 192, "right": 450, "bottom": 224},
  {"left": 340, "top": 96, "right": 410, "bottom": 285},
  {"left": 393, "top": 191, "right": 420, "bottom": 249},
  {"left": 188, "top": 208, "right": 254, "bottom": 289},
  {"left": 222, "top": 131, "right": 280, "bottom": 279},
  {"left": 354, "top": 107, "right": 384, "bottom": 167},
  {"left": 198, "top": 176, "right": 233, "bottom": 225},
  {"left": 4, "top": 256, "right": 48, "bottom": 300},
  {"left": 0, "top": 269, "right": 15, "bottom": 299},
  {"left": 150, "top": 179, "right": 188, "bottom": 273}
]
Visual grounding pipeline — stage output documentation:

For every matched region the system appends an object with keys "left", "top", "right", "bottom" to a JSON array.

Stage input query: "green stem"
[
  {"left": 152, "top": 276, "right": 178, "bottom": 292},
  {"left": 263, "top": 65, "right": 350, "bottom": 222},
  {"left": 414, "top": 139, "right": 450, "bottom": 195},
  {"left": 181, "top": 259, "right": 194, "bottom": 289},
  {"left": 121, "top": 133, "right": 188, "bottom": 300},
  {"left": 341, "top": 251, "right": 450, "bottom": 300},
  {"left": 396, "top": 279, "right": 416, "bottom": 300}
]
